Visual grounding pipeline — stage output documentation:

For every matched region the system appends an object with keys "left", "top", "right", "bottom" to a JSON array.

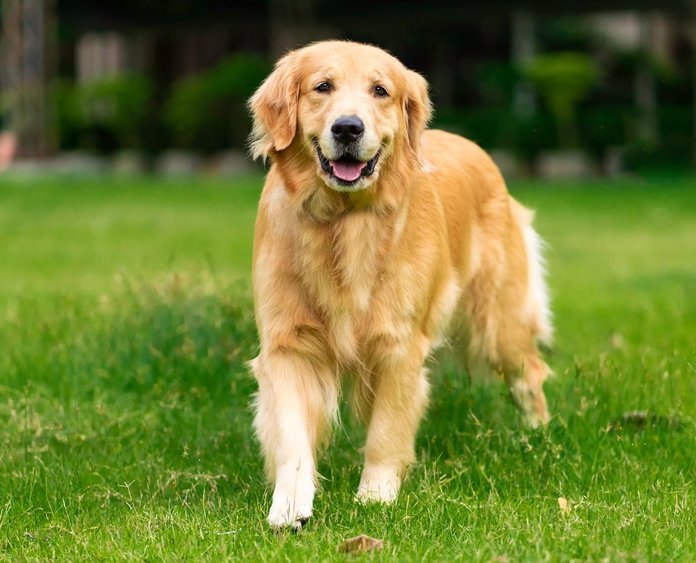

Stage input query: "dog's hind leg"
[
  {"left": 251, "top": 350, "right": 339, "bottom": 529},
  {"left": 467, "top": 319, "right": 551, "bottom": 427},
  {"left": 504, "top": 353, "right": 551, "bottom": 428},
  {"left": 464, "top": 201, "right": 552, "bottom": 427},
  {"left": 499, "top": 209, "right": 552, "bottom": 427},
  {"left": 466, "top": 328, "right": 551, "bottom": 427}
]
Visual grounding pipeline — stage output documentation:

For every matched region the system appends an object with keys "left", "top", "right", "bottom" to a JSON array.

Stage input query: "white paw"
[
  {"left": 355, "top": 465, "right": 401, "bottom": 504},
  {"left": 524, "top": 409, "right": 550, "bottom": 429},
  {"left": 509, "top": 379, "right": 550, "bottom": 428},
  {"left": 267, "top": 484, "right": 314, "bottom": 530}
]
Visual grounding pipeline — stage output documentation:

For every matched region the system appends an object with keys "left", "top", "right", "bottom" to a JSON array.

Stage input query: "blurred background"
[{"left": 2, "top": 0, "right": 696, "bottom": 178}]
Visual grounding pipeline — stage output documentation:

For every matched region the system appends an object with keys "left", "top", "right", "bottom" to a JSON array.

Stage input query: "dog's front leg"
[
  {"left": 356, "top": 336, "right": 430, "bottom": 504},
  {"left": 251, "top": 350, "right": 338, "bottom": 529}
]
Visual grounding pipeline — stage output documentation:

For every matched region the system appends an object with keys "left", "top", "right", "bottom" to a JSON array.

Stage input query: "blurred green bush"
[
  {"left": 523, "top": 52, "right": 599, "bottom": 148},
  {"left": 52, "top": 54, "right": 269, "bottom": 155},
  {"left": 434, "top": 50, "right": 693, "bottom": 169},
  {"left": 164, "top": 54, "right": 270, "bottom": 153},
  {"left": 433, "top": 103, "right": 694, "bottom": 167},
  {"left": 47, "top": 49, "right": 693, "bottom": 171},
  {"left": 53, "top": 74, "right": 153, "bottom": 154}
]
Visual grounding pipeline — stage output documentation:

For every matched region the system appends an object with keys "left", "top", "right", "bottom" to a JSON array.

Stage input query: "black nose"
[{"left": 331, "top": 116, "right": 365, "bottom": 144}]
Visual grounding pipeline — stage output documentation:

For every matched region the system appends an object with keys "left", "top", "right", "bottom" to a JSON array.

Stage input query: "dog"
[{"left": 248, "top": 40, "right": 552, "bottom": 529}]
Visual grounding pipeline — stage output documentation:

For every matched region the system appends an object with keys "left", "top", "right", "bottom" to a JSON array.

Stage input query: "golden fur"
[{"left": 248, "top": 41, "right": 552, "bottom": 529}]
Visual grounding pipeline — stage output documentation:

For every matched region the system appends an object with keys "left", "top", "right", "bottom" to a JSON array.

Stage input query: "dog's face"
[
  {"left": 249, "top": 41, "right": 431, "bottom": 193},
  {"left": 298, "top": 48, "right": 400, "bottom": 192}
]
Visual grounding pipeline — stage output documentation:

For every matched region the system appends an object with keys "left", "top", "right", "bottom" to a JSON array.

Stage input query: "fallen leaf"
[
  {"left": 339, "top": 534, "right": 384, "bottom": 554},
  {"left": 610, "top": 332, "right": 625, "bottom": 349},
  {"left": 558, "top": 496, "right": 571, "bottom": 514}
]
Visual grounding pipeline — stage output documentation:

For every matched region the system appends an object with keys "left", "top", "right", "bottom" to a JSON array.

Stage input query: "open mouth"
[{"left": 316, "top": 146, "right": 381, "bottom": 187}]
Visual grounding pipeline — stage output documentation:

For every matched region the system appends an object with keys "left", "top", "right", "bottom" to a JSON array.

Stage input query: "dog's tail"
[{"left": 511, "top": 201, "right": 553, "bottom": 348}]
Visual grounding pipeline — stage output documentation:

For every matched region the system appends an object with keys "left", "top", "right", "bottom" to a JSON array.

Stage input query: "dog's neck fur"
[{"left": 268, "top": 141, "right": 418, "bottom": 364}]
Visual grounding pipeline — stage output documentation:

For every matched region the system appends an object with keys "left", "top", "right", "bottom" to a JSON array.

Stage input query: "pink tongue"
[{"left": 330, "top": 160, "right": 366, "bottom": 182}]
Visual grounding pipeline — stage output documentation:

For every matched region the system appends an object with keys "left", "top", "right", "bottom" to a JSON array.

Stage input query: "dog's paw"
[
  {"left": 267, "top": 487, "right": 314, "bottom": 530},
  {"left": 355, "top": 486, "right": 398, "bottom": 504},
  {"left": 523, "top": 409, "right": 550, "bottom": 429},
  {"left": 355, "top": 465, "right": 400, "bottom": 504},
  {"left": 509, "top": 379, "right": 550, "bottom": 429}
]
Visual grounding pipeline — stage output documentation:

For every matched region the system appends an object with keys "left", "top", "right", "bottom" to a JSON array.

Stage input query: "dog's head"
[{"left": 249, "top": 41, "right": 432, "bottom": 193}]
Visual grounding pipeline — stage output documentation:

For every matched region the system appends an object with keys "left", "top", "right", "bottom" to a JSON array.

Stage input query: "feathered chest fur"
[{"left": 291, "top": 208, "right": 410, "bottom": 365}]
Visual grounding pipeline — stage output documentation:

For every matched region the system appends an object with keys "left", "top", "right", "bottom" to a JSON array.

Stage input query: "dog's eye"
[
  {"left": 373, "top": 85, "right": 389, "bottom": 97},
  {"left": 315, "top": 82, "right": 332, "bottom": 93}
]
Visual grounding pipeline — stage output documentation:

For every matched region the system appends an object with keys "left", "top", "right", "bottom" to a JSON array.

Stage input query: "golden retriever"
[{"left": 248, "top": 41, "right": 552, "bottom": 529}]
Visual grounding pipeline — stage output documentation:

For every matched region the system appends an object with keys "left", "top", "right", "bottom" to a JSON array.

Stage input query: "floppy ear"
[
  {"left": 248, "top": 52, "right": 301, "bottom": 160},
  {"left": 404, "top": 70, "right": 433, "bottom": 158}
]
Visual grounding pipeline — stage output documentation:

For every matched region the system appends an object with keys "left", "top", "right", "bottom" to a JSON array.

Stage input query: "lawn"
[{"left": 0, "top": 173, "right": 694, "bottom": 560}]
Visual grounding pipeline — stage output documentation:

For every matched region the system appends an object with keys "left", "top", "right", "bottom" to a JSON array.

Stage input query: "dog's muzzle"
[{"left": 316, "top": 145, "right": 381, "bottom": 185}]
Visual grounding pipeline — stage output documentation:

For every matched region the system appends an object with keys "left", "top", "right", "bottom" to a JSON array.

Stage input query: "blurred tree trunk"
[
  {"left": 634, "top": 13, "right": 658, "bottom": 147},
  {"left": 690, "top": 2, "right": 696, "bottom": 165},
  {"left": 512, "top": 10, "right": 537, "bottom": 118},
  {"left": 1, "top": 0, "right": 56, "bottom": 158},
  {"left": 431, "top": 41, "right": 455, "bottom": 110}
]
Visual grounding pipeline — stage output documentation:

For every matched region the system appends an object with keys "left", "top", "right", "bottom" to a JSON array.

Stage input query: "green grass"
[{"left": 0, "top": 173, "right": 695, "bottom": 560}]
